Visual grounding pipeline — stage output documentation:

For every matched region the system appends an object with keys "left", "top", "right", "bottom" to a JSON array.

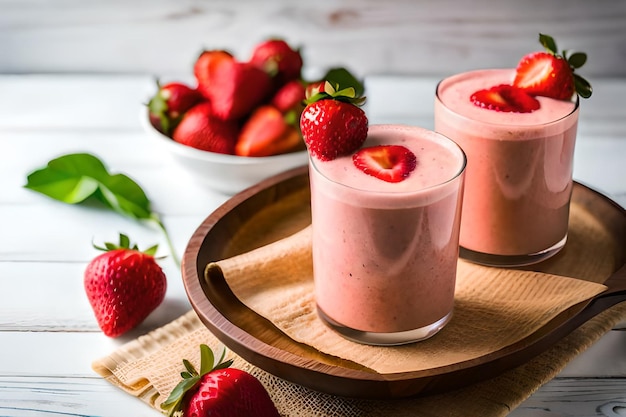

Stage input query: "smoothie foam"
[{"left": 309, "top": 125, "right": 466, "bottom": 343}]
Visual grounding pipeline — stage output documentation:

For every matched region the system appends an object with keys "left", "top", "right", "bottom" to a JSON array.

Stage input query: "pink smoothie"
[
  {"left": 309, "top": 124, "right": 465, "bottom": 343},
  {"left": 435, "top": 69, "right": 578, "bottom": 261}
]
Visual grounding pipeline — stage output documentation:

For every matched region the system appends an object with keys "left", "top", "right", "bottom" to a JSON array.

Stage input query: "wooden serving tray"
[{"left": 181, "top": 165, "right": 626, "bottom": 399}]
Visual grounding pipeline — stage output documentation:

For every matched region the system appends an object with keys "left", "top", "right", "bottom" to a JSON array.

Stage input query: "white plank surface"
[
  {"left": 1, "top": 1, "right": 625, "bottom": 78},
  {"left": 0, "top": 73, "right": 625, "bottom": 417}
]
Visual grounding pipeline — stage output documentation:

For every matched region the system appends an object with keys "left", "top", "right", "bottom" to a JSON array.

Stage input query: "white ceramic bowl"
[{"left": 141, "top": 109, "right": 308, "bottom": 195}]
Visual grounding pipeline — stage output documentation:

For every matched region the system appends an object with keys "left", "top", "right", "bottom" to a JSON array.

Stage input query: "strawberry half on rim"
[
  {"left": 513, "top": 33, "right": 592, "bottom": 100},
  {"left": 352, "top": 145, "right": 417, "bottom": 183}
]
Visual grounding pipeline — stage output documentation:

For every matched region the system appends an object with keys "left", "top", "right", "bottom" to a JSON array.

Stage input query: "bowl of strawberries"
[{"left": 144, "top": 38, "right": 361, "bottom": 195}]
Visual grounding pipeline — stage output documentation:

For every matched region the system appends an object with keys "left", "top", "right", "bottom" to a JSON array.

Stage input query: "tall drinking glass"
[
  {"left": 309, "top": 124, "right": 466, "bottom": 345},
  {"left": 435, "top": 69, "right": 579, "bottom": 267}
]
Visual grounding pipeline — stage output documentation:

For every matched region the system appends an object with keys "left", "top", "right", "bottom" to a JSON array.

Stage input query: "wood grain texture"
[
  {"left": 511, "top": 378, "right": 626, "bottom": 417},
  {"left": 1, "top": 0, "right": 625, "bottom": 78}
]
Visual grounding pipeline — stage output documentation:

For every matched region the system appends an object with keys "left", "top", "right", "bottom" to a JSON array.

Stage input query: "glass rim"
[{"left": 309, "top": 124, "right": 467, "bottom": 196}]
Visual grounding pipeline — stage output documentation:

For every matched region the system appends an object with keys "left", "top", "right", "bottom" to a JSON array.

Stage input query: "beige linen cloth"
[{"left": 93, "top": 189, "right": 626, "bottom": 417}]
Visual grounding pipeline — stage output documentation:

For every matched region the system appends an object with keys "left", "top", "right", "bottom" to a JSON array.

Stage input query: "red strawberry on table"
[
  {"left": 513, "top": 33, "right": 592, "bottom": 100},
  {"left": 250, "top": 38, "right": 303, "bottom": 88},
  {"left": 235, "top": 105, "right": 304, "bottom": 157},
  {"left": 353, "top": 145, "right": 417, "bottom": 183},
  {"left": 300, "top": 81, "right": 368, "bottom": 161},
  {"left": 161, "top": 344, "right": 280, "bottom": 417},
  {"left": 173, "top": 102, "right": 239, "bottom": 154},
  {"left": 147, "top": 81, "right": 204, "bottom": 136},
  {"left": 471, "top": 84, "right": 540, "bottom": 113},
  {"left": 84, "top": 234, "right": 166, "bottom": 338}
]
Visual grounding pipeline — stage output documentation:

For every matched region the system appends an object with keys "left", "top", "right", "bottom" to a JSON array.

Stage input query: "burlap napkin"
[
  {"left": 92, "top": 192, "right": 626, "bottom": 416},
  {"left": 206, "top": 225, "right": 606, "bottom": 374}
]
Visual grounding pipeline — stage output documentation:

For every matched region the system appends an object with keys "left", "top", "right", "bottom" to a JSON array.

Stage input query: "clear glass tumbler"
[
  {"left": 435, "top": 69, "right": 579, "bottom": 267},
  {"left": 309, "top": 124, "right": 466, "bottom": 345}
]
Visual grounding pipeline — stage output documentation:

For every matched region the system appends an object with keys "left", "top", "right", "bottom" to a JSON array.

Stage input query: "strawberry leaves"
[
  {"left": 161, "top": 344, "right": 233, "bottom": 417},
  {"left": 25, "top": 153, "right": 179, "bottom": 266},
  {"left": 92, "top": 232, "right": 159, "bottom": 256}
]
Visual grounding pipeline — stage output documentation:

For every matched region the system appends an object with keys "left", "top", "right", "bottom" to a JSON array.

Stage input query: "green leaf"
[
  {"left": 199, "top": 344, "right": 215, "bottom": 376},
  {"left": 160, "top": 376, "right": 200, "bottom": 414},
  {"left": 25, "top": 154, "right": 106, "bottom": 203},
  {"left": 25, "top": 153, "right": 181, "bottom": 267},
  {"left": 119, "top": 233, "right": 130, "bottom": 249},
  {"left": 568, "top": 52, "right": 587, "bottom": 69},
  {"left": 321, "top": 67, "right": 365, "bottom": 97},
  {"left": 183, "top": 359, "right": 197, "bottom": 375},
  {"left": 25, "top": 153, "right": 153, "bottom": 220},
  {"left": 539, "top": 33, "right": 558, "bottom": 54},
  {"left": 143, "top": 244, "right": 159, "bottom": 257},
  {"left": 97, "top": 173, "right": 153, "bottom": 220},
  {"left": 573, "top": 73, "right": 593, "bottom": 98}
]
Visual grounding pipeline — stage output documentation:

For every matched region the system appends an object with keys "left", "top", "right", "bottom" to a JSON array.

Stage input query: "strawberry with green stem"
[
  {"left": 84, "top": 234, "right": 167, "bottom": 337},
  {"left": 513, "top": 33, "right": 592, "bottom": 100},
  {"left": 161, "top": 344, "right": 280, "bottom": 417},
  {"left": 300, "top": 81, "right": 368, "bottom": 161},
  {"left": 147, "top": 80, "right": 204, "bottom": 136},
  {"left": 471, "top": 33, "right": 592, "bottom": 113}
]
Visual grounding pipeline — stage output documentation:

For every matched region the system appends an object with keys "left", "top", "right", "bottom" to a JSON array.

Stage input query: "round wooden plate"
[{"left": 181, "top": 165, "right": 626, "bottom": 399}]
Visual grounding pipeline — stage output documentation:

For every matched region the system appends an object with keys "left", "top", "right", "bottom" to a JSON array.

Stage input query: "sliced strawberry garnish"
[
  {"left": 352, "top": 145, "right": 417, "bottom": 183},
  {"left": 513, "top": 33, "right": 592, "bottom": 100},
  {"left": 471, "top": 84, "right": 540, "bottom": 113}
]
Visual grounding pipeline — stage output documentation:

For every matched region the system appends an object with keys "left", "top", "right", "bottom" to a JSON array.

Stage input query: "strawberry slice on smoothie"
[{"left": 352, "top": 145, "right": 417, "bottom": 183}]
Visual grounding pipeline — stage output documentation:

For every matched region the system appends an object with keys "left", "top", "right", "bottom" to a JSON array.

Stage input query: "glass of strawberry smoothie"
[
  {"left": 309, "top": 124, "right": 466, "bottom": 345},
  {"left": 434, "top": 69, "right": 579, "bottom": 267}
]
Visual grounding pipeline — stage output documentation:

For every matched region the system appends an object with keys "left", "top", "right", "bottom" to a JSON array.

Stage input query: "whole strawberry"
[
  {"left": 84, "top": 234, "right": 166, "bottom": 338},
  {"left": 161, "top": 344, "right": 280, "bottom": 417},
  {"left": 270, "top": 79, "right": 306, "bottom": 114},
  {"left": 193, "top": 49, "right": 234, "bottom": 100},
  {"left": 513, "top": 33, "right": 592, "bottom": 100},
  {"left": 300, "top": 81, "right": 368, "bottom": 161},
  {"left": 235, "top": 105, "right": 304, "bottom": 157},
  {"left": 148, "top": 81, "right": 204, "bottom": 136},
  {"left": 203, "top": 58, "right": 272, "bottom": 121},
  {"left": 173, "top": 102, "right": 239, "bottom": 154},
  {"left": 250, "top": 38, "right": 303, "bottom": 88}
]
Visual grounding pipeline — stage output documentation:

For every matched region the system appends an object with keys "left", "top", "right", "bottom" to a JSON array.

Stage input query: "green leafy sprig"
[{"left": 24, "top": 153, "right": 180, "bottom": 267}]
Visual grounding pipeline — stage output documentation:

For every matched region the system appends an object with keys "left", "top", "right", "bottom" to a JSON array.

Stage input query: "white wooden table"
[{"left": 0, "top": 74, "right": 625, "bottom": 416}]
